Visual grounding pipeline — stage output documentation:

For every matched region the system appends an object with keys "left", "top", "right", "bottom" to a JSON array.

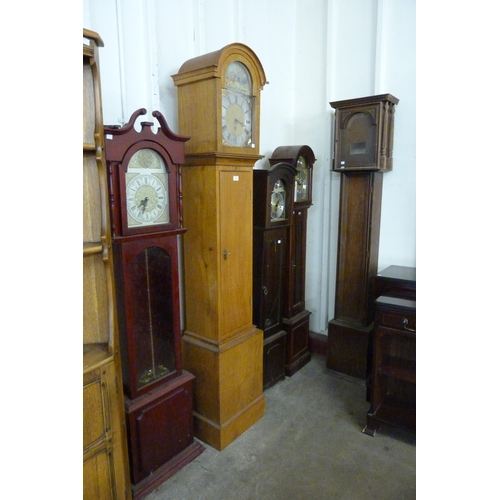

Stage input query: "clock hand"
[{"left": 138, "top": 197, "right": 149, "bottom": 212}]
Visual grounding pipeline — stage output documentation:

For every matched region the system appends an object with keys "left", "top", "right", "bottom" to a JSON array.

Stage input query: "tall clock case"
[
  {"left": 105, "top": 109, "right": 203, "bottom": 495},
  {"left": 172, "top": 43, "right": 267, "bottom": 451},
  {"left": 253, "top": 162, "right": 296, "bottom": 389},
  {"left": 269, "top": 145, "right": 316, "bottom": 376}
]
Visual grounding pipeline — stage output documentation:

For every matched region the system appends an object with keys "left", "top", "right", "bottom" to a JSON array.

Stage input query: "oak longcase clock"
[
  {"left": 105, "top": 108, "right": 203, "bottom": 499},
  {"left": 327, "top": 94, "right": 399, "bottom": 380},
  {"left": 269, "top": 145, "right": 316, "bottom": 376},
  {"left": 253, "top": 162, "right": 296, "bottom": 389},
  {"left": 172, "top": 43, "right": 267, "bottom": 451}
]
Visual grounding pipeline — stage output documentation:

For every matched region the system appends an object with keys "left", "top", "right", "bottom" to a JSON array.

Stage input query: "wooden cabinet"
[
  {"left": 364, "top": 296, "right": 416, "bottom": 436},
  {"left": 83, "top": 358, "right": 129, "bottom": 499},
  {"left": 83, "top": 28, "right": 130, "bottom": 499}
]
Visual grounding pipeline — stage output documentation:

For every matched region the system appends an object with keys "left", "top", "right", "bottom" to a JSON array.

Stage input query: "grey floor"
[{"left": 145, "top": 354, "right": 416, "bottom": 500}]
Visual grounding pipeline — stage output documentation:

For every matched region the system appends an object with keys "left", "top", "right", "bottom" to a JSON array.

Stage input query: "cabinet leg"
[{"left": 362, "top": 424, "right": 376, "bottom": 437}]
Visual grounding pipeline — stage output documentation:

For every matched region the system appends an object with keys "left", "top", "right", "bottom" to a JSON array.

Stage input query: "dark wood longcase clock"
[
  {"left": 269, "top": 145, "right": 316, "bottom": 376},
  {"left": 327, "top": 94, "right": 399, "bottom": 380},
  {"left": 253, "top": 162, "right": 297, "bottom": 389},
  {"left": 105, "top": 108, "right": 203, "bottom": 499}
]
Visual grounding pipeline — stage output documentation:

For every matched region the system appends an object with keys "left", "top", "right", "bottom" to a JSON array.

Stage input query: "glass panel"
[
  {"left": 293, "top": 217, "right": 304, "bottom": 307},
  {"left": 125, "top": 148, "right": 169, "bottom": 228},
  {"left": 131, "top": 247, "right": 176, "bottom": 388},
  {"left": 262, "top": 235, "right": 284, "bottom": 330},
  {"left": 225, "top": 61, "right": 252, "bottom": 95}
]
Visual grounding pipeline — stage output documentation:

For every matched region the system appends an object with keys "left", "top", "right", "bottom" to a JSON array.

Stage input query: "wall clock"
[
  {"left": 253, "top": 162, "right": 296, "bottom": 389},
  {"left": 105, "top": 108, "right": 203, "bottom": 498},
  {"left": 172, "top": 43, "right": 267, "bottom": 451},
  {"left": 269, "top": 145, "right": 316, "bottom": 376}
]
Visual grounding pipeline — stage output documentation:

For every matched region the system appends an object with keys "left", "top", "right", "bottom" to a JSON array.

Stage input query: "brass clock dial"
[
  {"left": 295, "top": 155, "right": 309, "bottom": 202},
  {"left": 221, "top": 91, "right": 252, "bottom": 147},
  {"left": 270, "top": 179, "right": 286, "bottom": 221},
  {"left": 222, "top": 61, "right": 253, "bottom": 148},
  {"left": 125, "top": 148, "right": 169, "bottom": 228}
]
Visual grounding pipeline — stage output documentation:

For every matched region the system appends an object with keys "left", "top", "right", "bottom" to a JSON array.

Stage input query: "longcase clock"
[
  {"left": 327, "top": 94, "right": 399, "bottom": 379},
  {"left": 269, "top": 145, "right": 316, "bottom": 376},
  {"left": 253, "top": 162, "right": 296, "bottom": 389},
  {"left": 105, "top": 108, "right": 203, "bottom": 499},
  {"left": 172, "top": 43, "right": 267, "bottom": 450}
]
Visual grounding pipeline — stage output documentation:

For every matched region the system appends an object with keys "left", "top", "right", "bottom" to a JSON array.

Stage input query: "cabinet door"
[
  {"left": 83, "top": 366, "right": 115, "bottom": 500},
  {"left": 220, "top": 170, "right": 253, "bottom": 338},
  {"left": 290, "top": 210, "right": 306, "bottom": 316},
  {"left": 261, "top": 228, "right": 286, "bottom": 334}
]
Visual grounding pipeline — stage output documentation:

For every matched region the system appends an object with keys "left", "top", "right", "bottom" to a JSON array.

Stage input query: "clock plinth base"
[
  {"left": 182, "top": 326, "right": 266, "bottom": 451},
  {"left": 283, "top": 310, "right": 312, "bottom": 377},
  {"left": 193, "top": 394, "right": 266, "bottom": 451},
  {"left": 263, "top": 330, "right": 287, "bottom": 390},
  {"left": 124, "top": 371, "right": 203, "bottom": 495},
  {"left": 327, "top": 319, "right": 373, "bottom": 380}
]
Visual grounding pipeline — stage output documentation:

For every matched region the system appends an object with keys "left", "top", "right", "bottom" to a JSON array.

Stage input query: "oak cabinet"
[{"left": 83, "top": 28, "right": 130, "bottom": 499}]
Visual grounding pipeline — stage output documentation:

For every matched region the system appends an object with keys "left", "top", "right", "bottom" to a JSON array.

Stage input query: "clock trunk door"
[
  {"left": 261, "top": 228, "right": 286, "bottom": 334},
  {"left": 291, "top": 210, "right": 306, "bottom": 316},
  {"left": 219, "top": 170, "right": 253, "bottom": 339}
]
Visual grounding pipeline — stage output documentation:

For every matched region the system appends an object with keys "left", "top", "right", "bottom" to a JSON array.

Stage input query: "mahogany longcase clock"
[
  {"left": 327, "top": 94, "right": 399, "bottom": 380},
  {"left": 172, "top": 43, "right": 267, "bottom": 451},
  {"left": 269, "top": 145, "right": 316, "bottom": 376},
  {"left": 105, "top": 108, "right": 203, "bottom": 499},
  {"left": 253, "top": 162, "right": 296, "bottom": 389}
]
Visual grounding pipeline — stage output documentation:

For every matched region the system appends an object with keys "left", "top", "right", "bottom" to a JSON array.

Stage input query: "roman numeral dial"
[
  {"left": 221, "top": 91, "right": 252, "bottom": 147},
  {"left": 126, "top": 174, "right": 168, "bottom": 225}
]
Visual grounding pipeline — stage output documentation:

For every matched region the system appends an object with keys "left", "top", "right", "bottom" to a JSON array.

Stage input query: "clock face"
[
  {"left": 295, "top": 155, "right": 309, "bottom": 202},
  {"left": 222, "top": 61, "right": 253, "bottom": 147},
  {"left": 125, "top": 148, "right": 169, "bottom": 228},
  {"left": 270, "top": 179, "right": 286, "bottom": 221},
  {"left": 221, "top": 91, "right": 252, "bottom": 147}
]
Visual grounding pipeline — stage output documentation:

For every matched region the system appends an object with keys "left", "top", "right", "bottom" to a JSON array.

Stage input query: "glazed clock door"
[
  {"left": 116, "top": 237, "right": 182, "bottom": 400},
  {"left": 220, "top": 169, "right": 253, "bottom": 338},
  {"left": 260, "top": 229, "right": 286, "bottom": 332}
]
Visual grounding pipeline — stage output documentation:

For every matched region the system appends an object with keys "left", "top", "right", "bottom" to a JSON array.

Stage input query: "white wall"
[{"left": 83, "top": 0, "right": 416, "bottom": 336}]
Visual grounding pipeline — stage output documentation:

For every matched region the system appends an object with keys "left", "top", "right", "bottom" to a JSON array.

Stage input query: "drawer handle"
[{"left": 402, "top": 318, "right": 416, "bottom": 333}]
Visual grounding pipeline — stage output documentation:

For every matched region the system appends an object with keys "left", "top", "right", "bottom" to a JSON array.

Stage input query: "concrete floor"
[{"left": 145, "top": 354, "right": 416, "bottom": 500}]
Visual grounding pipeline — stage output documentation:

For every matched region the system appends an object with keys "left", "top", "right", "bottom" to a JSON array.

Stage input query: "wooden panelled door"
[{"left": 219, "top": 169, "right": 253, "bottom": 338}]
